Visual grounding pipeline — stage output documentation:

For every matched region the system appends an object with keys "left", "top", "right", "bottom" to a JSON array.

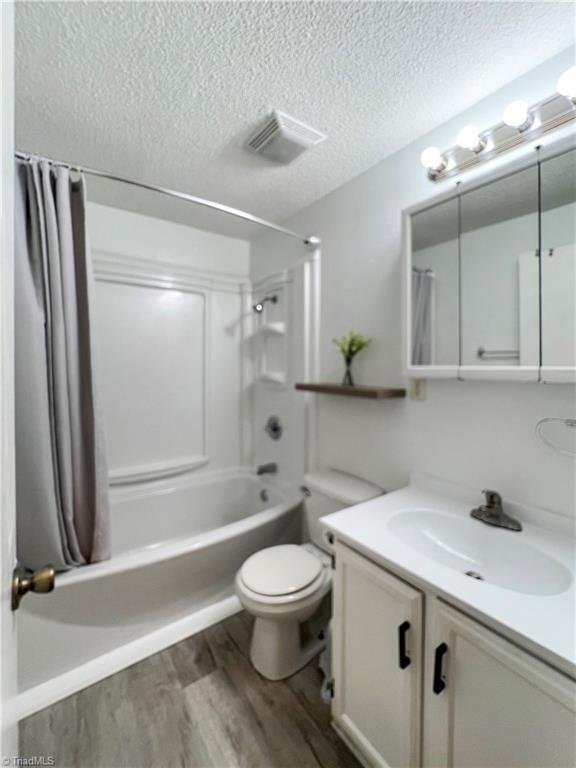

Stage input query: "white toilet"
[{"left": 235, "top": 469, "right": 383, "bottom": 680}]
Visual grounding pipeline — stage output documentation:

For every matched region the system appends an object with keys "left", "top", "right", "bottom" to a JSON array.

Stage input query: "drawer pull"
[
  {"left": 398, "top": 621, "right": 411, "bottom": 669},
  {"left": 433, "top": 642, "right": 448, "bottom": 694}
]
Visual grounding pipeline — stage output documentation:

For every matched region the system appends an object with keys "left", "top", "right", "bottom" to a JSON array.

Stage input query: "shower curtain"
[
  {"left": 411, "top": 268, "right": 434, "bottom": 365},
  {"left": 15, "top": 160, "right": 110, "bottom": 571}
]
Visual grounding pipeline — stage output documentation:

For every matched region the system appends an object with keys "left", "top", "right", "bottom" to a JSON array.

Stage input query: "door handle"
[
  {"left": 398, "top": 621, "right": 411, "bottom": 669},
  {"left": 12, "top": 564, "right": 55, "bottom": 610},
  {"left": 433, "top": 642, "right": 448, "bottom": 694}
]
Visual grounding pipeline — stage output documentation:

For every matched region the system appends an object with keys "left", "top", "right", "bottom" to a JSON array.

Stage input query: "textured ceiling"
[{"left": 15, "top": 1, "right": 576, "bottom": 239}]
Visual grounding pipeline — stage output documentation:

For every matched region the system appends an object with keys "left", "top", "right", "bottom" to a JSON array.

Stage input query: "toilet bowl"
[
  {"left": 236, "top": 469, "right": 383, "bottom": 680},
  {"left": 236, "top": 543, "right": 332, "bottom": 680}
]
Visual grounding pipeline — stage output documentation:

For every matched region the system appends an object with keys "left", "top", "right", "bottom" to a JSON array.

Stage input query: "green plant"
[{"left": 332, "top": 331, "right": 372, "bottom": 365}]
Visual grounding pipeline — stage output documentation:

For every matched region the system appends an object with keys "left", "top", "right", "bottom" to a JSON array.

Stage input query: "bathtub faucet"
[{"left": 256, "top": 462, "right": 278, "bottom": 476}]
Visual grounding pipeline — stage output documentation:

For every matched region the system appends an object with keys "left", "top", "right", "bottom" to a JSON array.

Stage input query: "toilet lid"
[{"left": 240, "top": 545, "right": 322, "bottom": 597}]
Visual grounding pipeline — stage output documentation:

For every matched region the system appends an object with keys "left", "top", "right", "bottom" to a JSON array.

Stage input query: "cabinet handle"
[
  {"left": 398, "top": 621, "right": 411, "bottom": 669},
  {"left": 433, "top": 642, "right": 448, "bottom": 694}
]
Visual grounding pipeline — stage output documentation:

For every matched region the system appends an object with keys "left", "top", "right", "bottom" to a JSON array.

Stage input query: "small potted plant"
[{"left": 332, "top": 331, "right": 372, "bottom": 386}]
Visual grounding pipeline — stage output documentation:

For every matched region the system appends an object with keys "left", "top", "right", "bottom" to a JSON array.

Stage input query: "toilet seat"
[
  {"left": 240, "top": 544, "right": 322, "bottom": 597},
  {"left": 237, "top": 543, "right": 332, "bottom": 607}
]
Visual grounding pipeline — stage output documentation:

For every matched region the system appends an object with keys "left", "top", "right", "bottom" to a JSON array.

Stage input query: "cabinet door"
[
  {"left": 539, "top": 146, "right": 576, "bottom": 383},
  {"left": 332, "top": 543, "right": 423, "bottom": 768},
  {"left": 424, "top": 601, "right": 576, "bottom": 768},
  {"left": 407, "top": 197, "right": 460, "bottom": 378},
  {"left": 458, "top": 163, "right": 540, "bottom": 381}
]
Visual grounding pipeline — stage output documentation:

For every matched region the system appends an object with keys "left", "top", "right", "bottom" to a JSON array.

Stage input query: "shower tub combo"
[{"left": 17, "top": 470, "right": 301, "bottom": 718}]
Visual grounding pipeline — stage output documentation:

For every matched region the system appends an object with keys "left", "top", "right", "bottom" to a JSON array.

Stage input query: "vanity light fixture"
[
  {"left": 420, "top": 146, "right": 446, "bottom": 177},
  {"left": 456, "top": 125, "right": 486, "bottom": 153},
  {"left": 557, "top": 66, "right": 576, "bottom": 103},
  {"left": 423, "top": 71, "right": 576, "bottom": 182},
  {"left": 503, "top": 100, "right": 533, "bottom": 131}
]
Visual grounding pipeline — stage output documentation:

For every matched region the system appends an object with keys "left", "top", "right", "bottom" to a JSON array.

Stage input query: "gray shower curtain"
[
  {"left": 15, "top": 160, "right": 110, "bottom": 571},
  {"left": 411, "top": 268, "right": 434, "bottom": 366}
]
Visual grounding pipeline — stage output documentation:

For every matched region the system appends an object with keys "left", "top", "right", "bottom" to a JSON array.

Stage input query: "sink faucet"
[
  {"left": 470, "top": 489, "right": 522, "bottom": 532},
  {"left": 256, "top": 462, "right": 278, "bottom": 476}
]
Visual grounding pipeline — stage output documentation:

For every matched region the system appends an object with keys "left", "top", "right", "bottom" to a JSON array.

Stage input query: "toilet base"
[{"left": 250, "top": 616, "right": 326, "bottom": 681}]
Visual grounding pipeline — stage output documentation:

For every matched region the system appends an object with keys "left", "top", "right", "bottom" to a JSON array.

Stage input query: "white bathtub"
[{"left": 17, "top": 470, "right": 301, "bottom": 718}]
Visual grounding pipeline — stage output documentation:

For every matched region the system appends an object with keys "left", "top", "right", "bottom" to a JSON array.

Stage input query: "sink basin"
[{"left": 388, "top": 509, "right": 571, "bottom": 596}]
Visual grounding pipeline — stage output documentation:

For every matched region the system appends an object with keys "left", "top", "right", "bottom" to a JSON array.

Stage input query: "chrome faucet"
[
  {"left": 256, "top": 462, "right": 278, "bottom": 476},
  {"left": 470, "top": 489, "right": 522, "bottom": 532}
]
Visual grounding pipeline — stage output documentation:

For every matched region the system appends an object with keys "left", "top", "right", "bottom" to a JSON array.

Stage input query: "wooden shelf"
[{"left": 295, "top": 383, "right": 406, "bottom": 399}]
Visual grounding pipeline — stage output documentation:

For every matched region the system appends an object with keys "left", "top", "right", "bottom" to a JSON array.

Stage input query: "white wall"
[
  {"left": 251, "top": 47, "right": 576, "bottom": 519},
  {"left": 88, "top": 203, "right": 250, "bottom": 275},
  {"left": 87, "top": 204, "right": 251, "bottom": 484},
  {"left": 0, "top": 1, "right": 17, "bottom": 757}
]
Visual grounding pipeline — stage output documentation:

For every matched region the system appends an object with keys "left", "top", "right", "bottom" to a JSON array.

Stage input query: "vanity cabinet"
[
  {"left": 331, "top": 542, "right": 576, "bottom": 768},
  {"left": 424, "top": 601, "right": 576, "bottom": 768},
  {"left": 332, "top": 543, "right": 423, "bottom": 768}
]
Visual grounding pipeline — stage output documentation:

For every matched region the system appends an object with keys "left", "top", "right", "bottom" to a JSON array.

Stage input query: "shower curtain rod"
[{"left": 15, "top": 150, "right": 319, "bottom": 247}]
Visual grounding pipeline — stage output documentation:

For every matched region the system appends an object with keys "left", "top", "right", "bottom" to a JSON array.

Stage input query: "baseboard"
[
  {"left": 332, "top": 718, "right": 381, "bottom": 768},
  {"left": 15, "top": 595, "right": 242, "bottom": 721}
]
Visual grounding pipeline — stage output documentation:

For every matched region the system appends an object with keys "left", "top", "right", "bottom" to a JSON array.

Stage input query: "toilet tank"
[{"left": 302, "top": 469, "right": 383, "bottom": 551}]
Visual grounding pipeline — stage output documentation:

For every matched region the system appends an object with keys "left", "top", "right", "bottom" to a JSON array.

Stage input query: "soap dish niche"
[
  {"left": 253, "top": 279, "right": 289, "bottom": 388},
  {"left": 256, "top": 321, "right": 286, "bottom": 337},
  {"left": 257, "top": 371, "right": 287, "bottom": 386}
]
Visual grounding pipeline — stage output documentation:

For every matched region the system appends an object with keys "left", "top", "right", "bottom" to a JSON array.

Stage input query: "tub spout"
[{"left": 256, "top": 463, "right": 278, "bottom": 476}]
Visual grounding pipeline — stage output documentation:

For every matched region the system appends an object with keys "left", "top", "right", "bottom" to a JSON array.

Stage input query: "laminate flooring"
[{"left": 20, "top": 612, "right": 362, "bottom": 768}]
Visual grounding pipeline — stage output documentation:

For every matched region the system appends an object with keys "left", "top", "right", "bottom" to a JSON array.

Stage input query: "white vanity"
[{"left": 321, "top": 476, "right": 576, "bottom": 768}]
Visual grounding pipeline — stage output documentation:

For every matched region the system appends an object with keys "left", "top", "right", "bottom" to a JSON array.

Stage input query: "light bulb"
[
  {"left": 420, "top": 146, "right": 445, "bottom": 172},
  {"left": 457, "top": 125, "right": 485, "bottom": 153},
  {"left": 557, "top": 66, "right": 576, "bottom": 102},
  {"left": 503, "top": 100, "right": 532, "bottom": 131}
]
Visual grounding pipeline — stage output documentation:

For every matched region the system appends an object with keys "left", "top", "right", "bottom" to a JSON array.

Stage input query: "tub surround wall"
[
  {"left": 251, "top": 47, "right": 576, "bottom": 519},
  {"left": 250, "top": 235, "right": 318, "bottom": 488},
  {"left": 87, "top": 204, "right": 251, "bottom": 485}
]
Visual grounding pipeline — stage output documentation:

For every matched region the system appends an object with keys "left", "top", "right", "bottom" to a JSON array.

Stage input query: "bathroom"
[{"left": 0, "top": 1, "right": 575, "bottom": 766}]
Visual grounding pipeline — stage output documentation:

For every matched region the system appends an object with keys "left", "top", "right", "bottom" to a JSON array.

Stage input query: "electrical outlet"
[{"left": 410, "top": 378, "right": 427, "bottom": 401}]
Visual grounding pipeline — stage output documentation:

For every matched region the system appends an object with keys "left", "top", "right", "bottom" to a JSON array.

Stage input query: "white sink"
[{"left": 388, "top": 509, "right": 572, "bottom": 596}]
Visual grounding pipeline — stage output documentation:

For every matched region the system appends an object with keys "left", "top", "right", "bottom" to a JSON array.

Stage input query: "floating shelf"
[{"left": 295, "top": 383, "right": 406, "bottom": 399}]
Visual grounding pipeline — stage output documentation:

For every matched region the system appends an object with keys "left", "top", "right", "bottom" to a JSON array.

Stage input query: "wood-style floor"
[{"left": 20, "top": 612, "right": 361, "bottom": 768}]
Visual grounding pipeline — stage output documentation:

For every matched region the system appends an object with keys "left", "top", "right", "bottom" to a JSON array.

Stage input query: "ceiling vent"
[{"left": 247, "top": 110, "right": 326, "bottom": 164}]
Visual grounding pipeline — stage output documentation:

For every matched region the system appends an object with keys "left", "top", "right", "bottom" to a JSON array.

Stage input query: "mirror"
[
  {"left": 410, "top": 198, "right": 459, "bottom": 367},
  {"left": 406, "top": 143, "right": 576, "bottom": 380},
  {"left": 540, "top": 147, "right": 576, "bottom": 369},
  {"left": 459, "top": 164, "right": 539, "bottom": 368}
]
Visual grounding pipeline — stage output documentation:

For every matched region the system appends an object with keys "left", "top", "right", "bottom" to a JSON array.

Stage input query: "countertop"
[{"left": 320, "top": 473, "right": 576, "bottom": 679}]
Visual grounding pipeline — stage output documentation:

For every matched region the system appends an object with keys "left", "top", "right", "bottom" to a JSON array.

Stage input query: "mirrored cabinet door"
[
  {"left": 459, "top": 164, "right": 540, "bottom": 378},
  {"left": 540, "top": 148, "right": 576, "bottom": 381},
  {"left": 410, "top": 198, "right": 459, "bottom": 373}
]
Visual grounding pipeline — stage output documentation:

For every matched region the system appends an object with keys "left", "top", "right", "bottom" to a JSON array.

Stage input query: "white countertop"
[{"left": 320, "top": 474, "right": 576, "bottom": 678}]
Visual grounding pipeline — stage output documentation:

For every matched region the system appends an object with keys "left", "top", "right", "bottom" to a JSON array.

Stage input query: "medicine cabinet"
[{"left": 405, "top": 142, "right": 576, "bottom": 383}]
